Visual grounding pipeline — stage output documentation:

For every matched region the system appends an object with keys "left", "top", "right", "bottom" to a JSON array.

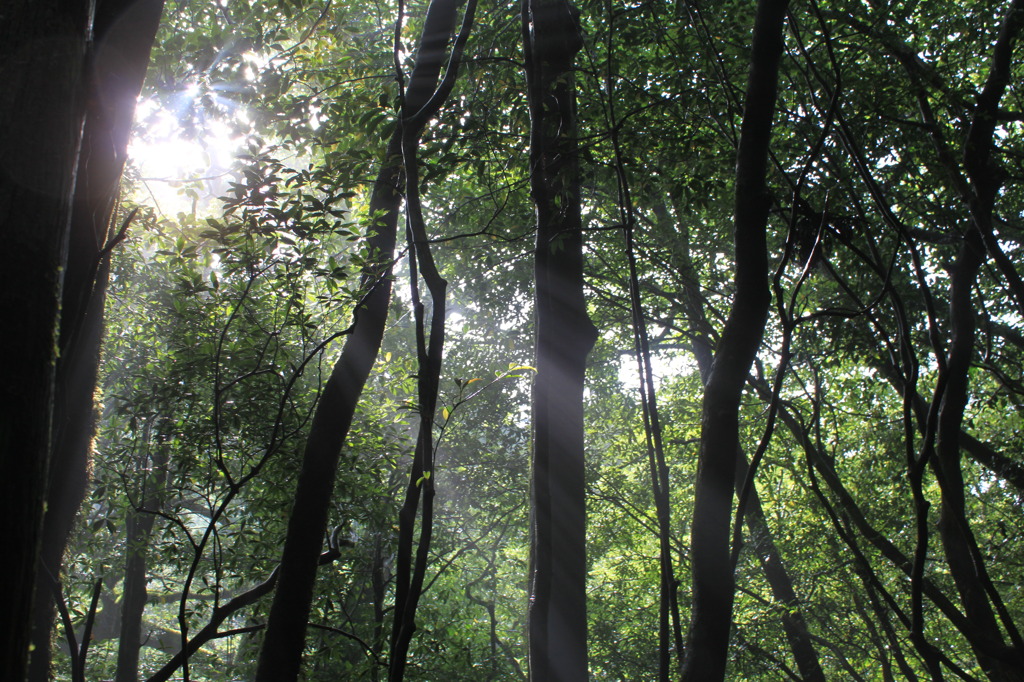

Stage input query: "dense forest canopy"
[{"left": 4, "top": 0, "right": 1024, "bottom": 679}]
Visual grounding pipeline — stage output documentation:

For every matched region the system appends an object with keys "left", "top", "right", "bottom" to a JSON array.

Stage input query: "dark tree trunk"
[
  {"left": 734, "top": 453, "right": 825, "bottom": 682},
  {"left": 114, "top": 434, "right": 171, "bottom": 682},
  {"left": 929, "top": 4, "right": 1024, "bottom": 678},
  {"left": 254, "top": 1, "right": 464, "bottom": 677},
  {"left": 371, "top": 533, "right": 388, "bottom": 682},
  {"left": 675, "top": 202, "right": 823, "bottom": 679},
  {"left": 680, "top": 0, "right": 787, "bottom": 679},
  {"left": 1, "top": 2, "right": 93, "bottom": 679},
  {"left": 26, "top": 3, "right": 164, "bottom": 679},
  {"left": 253, "top": 133, "right": 402, "bottom": 682},
  {"left": 389, "top": 1, "right": 476, "bottom": 677},
  {"left": 523, "top": 1, "right": 597, "bottom": 679}
]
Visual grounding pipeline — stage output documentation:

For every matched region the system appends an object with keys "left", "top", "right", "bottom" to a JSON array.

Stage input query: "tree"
[
  {"left": 32, "top": 4, "right": 165, "bottom": 680},
  {"left": 523, "top": 0, "right": 597, "bottom": 679},
  {"left": 254, "top": 0, "right": 476, "bottom": 678},
  {"left": 0, "top": 2, "right": 163, "bottom": 680},
  {"left": 0, "top": 3, "right": 92, "bottom": 675},
  {"left": 681, "top": 0, "right": 786, "bottom": 678}
]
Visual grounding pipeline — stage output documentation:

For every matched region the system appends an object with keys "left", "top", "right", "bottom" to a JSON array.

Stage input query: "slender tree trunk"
[
  {"left": 523, "top": 1, "right": 597, "bottom": 679},
  {"left": 771, "top": 390, "right": 1019, "bottom": 669},
  {"left": 929, "top": 3, "right": 1024, "bottom": 678},
  {"left": 254, "top": 2, "right": 464, "bottom": 677},
  {"left": 734, "top": 453, "right": 825, "bottom": 682},
  {"left": 671, "top": 188, "right": 823, "bottom": 679},
  {"left": 371, "top": 533, "right": 388, "bottom": 682},
  {"left": 388, "top": 1, "right": 476, "bottom": 675},
  {"left": 0, "top": 3, "right": 93, "bottom": 678},
  {"left": 931, "top": 228, "right": 1024, "bottom": 681},
  {"left": 115, "top": 501, "right": 157, "bottom": 682},
  {"left": 879, "top": 367, "right": 1024, "bottom": 493},
  {"left": 253, "top": 135, "right": 401, "bottom": 682},
  {"left": 115, "top": 432, "right": 171, "bottom": 682},
  {"left": 680, "top": 0, "right": 786, "bottom": 679}
]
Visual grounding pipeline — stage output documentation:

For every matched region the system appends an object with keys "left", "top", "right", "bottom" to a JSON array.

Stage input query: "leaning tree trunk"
[
  {"left": 929, "top": 2, "right": 1024, "bottom": 678},
  {"left": 523, "top": 1, "right": 597, "bottom": 680},
  {"left": 0, "top": 2, "right": 93, "bottom": 679},
  {"left": 252, "top": 140, "right": 401, "bottom": 682},
  {"left": 688, "top": 321, "right": 824, "bottom": 681},
  {"left": 663, "top": 191, "right": 824, "bottom": 679},
  {"left": 734, "top": 452, "right": 825, "bottom": 682},
  {"left": 680, "top": 0, "right": 787, "bottom": 680},
  {"left": 27, "top": 3, "right": 164, "bottom": 679},
  {"left": 254, "top": 1, "right": 466, "bottom": 678}
]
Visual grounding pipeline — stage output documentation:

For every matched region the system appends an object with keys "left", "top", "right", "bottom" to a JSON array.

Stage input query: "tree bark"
[
  {"left": 683, "top": 290, "right": 824, "bottom": 681},
  {"left": 114, "top": 432, "right": 171, "bottom": 682},
  {"left": 253, "top": 134, "right": 400, "bottom": 682},
  {"left": 26, "top": 3, "right": 164, "bottom": 679},
  {"left": 734, "top": 452, "right": 826, "bottom": 682},
  {"left": 254, "top": 2, "right": 463, "bottom": 678},
  {"left": 523, "top": 1, "right": 597, "bottom": 679},
  {"left": 929, "top": 2, "right": 1024, "bottom": 678},
  {"left": 389, "top": 1, "right": 476, "bottom": 677},
  {"left": 680, "top": 0, "right": 787, "bottom": 679},
  {"left": 1, "top": 2, "right": 93, "bottom": 678}
]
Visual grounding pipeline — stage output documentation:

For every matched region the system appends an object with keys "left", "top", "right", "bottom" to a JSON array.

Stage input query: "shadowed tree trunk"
[
  {"left": 680, "top": 0, "right": 787, "bottom": 679},
  {"left": 929, "top": 2, "right": 1024, "bottom": 678},
  {"left": 685, "top": 305, "right": 824, "bottom": 681},
  {"left": 254, "top": 1, "right": 467, "bottom": 678},
  {"left": 523, "top": 0, "right": 597, "bottom": 679},
  {"left": 26, "top": 3, "right": 165, "bottom": 680},
  {"left": 734, "top": 452, "right": 825, "bottom": 682},
  {"left": 0, "top": 0, "right": 161, "bottom": 677},
  {"left": 389, "top": 1, "right": 477, "bottom": 678},
  {"left": 0, "top": 5, "right": 91, "bottom": 677},
  {"left": 114, "top": 428, "right": 171, "bottom": 682}
]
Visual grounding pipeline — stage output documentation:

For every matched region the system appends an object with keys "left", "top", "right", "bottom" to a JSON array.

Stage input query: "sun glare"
[{"left": 128, "top": 88, "right": 246, "bottom": 217}]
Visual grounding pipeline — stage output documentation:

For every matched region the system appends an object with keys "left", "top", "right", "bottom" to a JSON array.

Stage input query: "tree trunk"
[
  {"left": 388, "top": 0, "right": 476, "bottom": 675},
  {"left": 930, "top": 3, "right": 1024, "bottom": 678},
  {"left": 254, "top": 1, "right": 463, "bottom": 677},
  {"left": 735, "top": 453, "right": 825, "bottom": 682},
  {"left": 115, "top": 431, "right": 171, "bottom": 682},
  {"left": 676, "top": 206, "right": 822, "bottom": 679},
  {"left": 252, "top": 132, "right": 401, "bottom": 682},
  {"left": 27, "top": 3, "right": 164, "bottom": 679},
  {"left": 523, "top": 1, "right": 597, "bottom": 679},
  {"left": 0, "top": 2, "right": 93, "bottom": 678},
  {"left": 680, "top": 0, "right": 786, "bottom": 679}
]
